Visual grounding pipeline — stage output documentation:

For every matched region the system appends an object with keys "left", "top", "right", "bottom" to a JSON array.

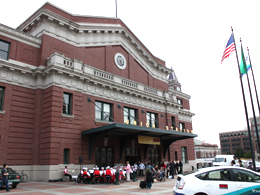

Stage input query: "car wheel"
[
  {"left": 12, "top": 184, "right": 17, "bottom": 188},
  {"left": 195, "top": 193, "right": 207, "bottom": 195}
]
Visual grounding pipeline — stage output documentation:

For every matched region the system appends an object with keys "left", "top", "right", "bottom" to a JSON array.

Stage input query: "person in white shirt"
[
  {"left": 64, "top": 166, "right": 72, "bottom": 181},
  {"left": 139, "top": 162, "right": 145, "bottom": 177}
]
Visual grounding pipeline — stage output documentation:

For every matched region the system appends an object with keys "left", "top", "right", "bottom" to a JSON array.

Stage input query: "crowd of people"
[{"left": 63, "top": 160, "right": 183, "bottom": 187}]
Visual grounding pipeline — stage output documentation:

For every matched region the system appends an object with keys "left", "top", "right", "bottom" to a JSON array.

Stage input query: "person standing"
[
  {"left": 139, "top": 162, "right": 145, "bottom": 177},
  {"left": 231, "top": 160, "right": 236, "bottom": 166},
  {"left": 145, "top": 162, "right": 154, "bottom": 189},
  {"left": 170, "top": 161, "right": 174, "bottom": 179},
  {"left": 125, "top": 161, "right": 131, "bottom": 182},
  {"left": 64, "top": 166, "right": 72, "bottom": 181},
  {"left": 238, "top": 160, "right": 244, "bottom": 167},
  {"left": 179, "top": 160, "right": 183, "bottom": 174},
  {"left": 166, "top": 161, "right": 170, "bottom": 178},
  {"left": 0, "top": 164, "right": 10, "bottom": 192}
]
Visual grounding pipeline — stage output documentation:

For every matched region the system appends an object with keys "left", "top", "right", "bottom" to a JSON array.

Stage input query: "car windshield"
[
  {"left": 0, "top": 168, "right": 17, "bottom": 174},
  {"left": 182, "top": 170, "right": 199, "bottom": 176},
  {"left": 214, "top": 158, "right": 225, "bottom": 162}
]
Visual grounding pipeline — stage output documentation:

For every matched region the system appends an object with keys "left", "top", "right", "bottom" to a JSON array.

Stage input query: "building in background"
[
  {"left": 0, "top": 2, "right": 196, "bottom": 181},
  {"left": 219, "top": 130, "right": 251, "bottom": 155},
  {"left": 194, "top": 139, "right": 220, "bottom": 169}
]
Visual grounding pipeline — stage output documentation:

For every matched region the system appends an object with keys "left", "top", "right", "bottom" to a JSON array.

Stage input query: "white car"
[{"left": 173, "top": 166, "right": 260, "bottom": 195}]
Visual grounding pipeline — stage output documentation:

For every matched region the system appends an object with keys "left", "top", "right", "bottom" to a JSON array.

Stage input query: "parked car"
[
  {"left": 212, "top": 155, "right": 234, "bottom": 166},
  {"left": 173, "top": 166, "right": 260, "bottom": 195},
  {"left": 248, "top": 162, "right": 260, "bottom": 172},
  {"left": 0, "top": 167, "right": 20, "bottom": 189}
]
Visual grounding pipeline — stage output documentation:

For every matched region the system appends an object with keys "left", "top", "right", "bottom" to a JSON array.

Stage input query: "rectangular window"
[
  {"left": 181, "top": 147, "right": 187, "bottom": 163},
  {"left": 0, "top": 87, "right": 4, "bottom": 110},
  {"left": 64, "top": 149, "right": 70, "bottom": 164},
  {"left": 179, "top": 122, "right": 185, "bottom": 132},
  {"left": 95, "top": 101, "right": 113, "bottom": 121},
  {"left": 171, "top": 116, "right": 176, "bottom": 130},
  {"left": 63, "top": 92, "right": 72, "bottom": 115},
  {"left": 0, "top": 40, "right": 10, "bottom": 60},
  {"left": 177, "top": 98, "right": 183, "bottom": 109},
  {"left": 146, "top": 112, "right": 158, "bottom": 128},
  {"left": 124, "top": 107, "right": 137, "bottom": 125}
]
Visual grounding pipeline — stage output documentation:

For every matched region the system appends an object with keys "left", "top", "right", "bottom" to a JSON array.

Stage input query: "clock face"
[{"left": 114, "top": 53, "right": 127, "bottom": 69}]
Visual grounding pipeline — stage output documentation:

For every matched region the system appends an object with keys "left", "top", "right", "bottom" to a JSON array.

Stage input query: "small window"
[
  {"left": 172, "top": 116, "right": 176, "bottom": 130},
  {"left": 177, "top": 98, "right": 183, "bottom": 109},
  {"left": 64, "top": 149, "right": 70, "bottom": 164},
  {"left": 179, "top": 122, "right": 185, "bottom": 132},
  {"left": 124, "top": 107, "right": 137, "bottom": 125},
  {"left": 0, "top": 40, "right": 10, "bottom": 60},
  {"left": 146, "top": 112, "right": 158, "bottom": 128},
  {"left": 63, "top": 92, "right": 72, "bottom": 115},
  {"left": 181, "top": 147, "right": 187, "bottom": 163},
  {"left": 0, "top": 87, "right": 4, "bottom": 110},
  {"left": 95, "top": 101, "right": 113, "bottom": 121}
]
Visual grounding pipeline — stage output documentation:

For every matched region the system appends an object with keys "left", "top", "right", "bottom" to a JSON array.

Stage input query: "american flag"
[{"left": 221, "top": 34, "right": 235, "bottom": 64}]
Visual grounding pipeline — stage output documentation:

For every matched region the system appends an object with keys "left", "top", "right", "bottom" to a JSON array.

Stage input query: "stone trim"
[
  {"left": 0, "top": 110, "right": 6, "bottom": 114},
  {"left": 61, "top": 113, "right": 75, "bottom": 118},
  {"left": 0, "top": 23, "right": 41, "bottom": 47}
]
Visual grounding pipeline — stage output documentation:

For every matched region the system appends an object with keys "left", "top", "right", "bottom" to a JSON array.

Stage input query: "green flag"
[{"left": 240, "top": 45, "right": 247, "bottom": 74}]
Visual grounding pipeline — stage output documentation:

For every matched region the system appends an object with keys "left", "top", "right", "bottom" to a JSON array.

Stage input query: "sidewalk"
[{"left": 0, "top": 177, "right": 177, "bottom": 195}]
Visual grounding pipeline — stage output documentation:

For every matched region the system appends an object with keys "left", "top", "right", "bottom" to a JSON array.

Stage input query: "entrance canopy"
[{"left": 81, "top": 123, "right": 197, "bottom": 160}]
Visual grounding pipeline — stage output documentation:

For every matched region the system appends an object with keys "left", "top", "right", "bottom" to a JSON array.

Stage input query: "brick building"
[
  {"left": 0, "top": 2, "right": 196, "bottom": 181},
  {"left": 194, "top": 139, "right": 220, "bottom": 169}
]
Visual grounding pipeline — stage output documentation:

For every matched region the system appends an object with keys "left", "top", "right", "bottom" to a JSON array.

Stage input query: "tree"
[
  {"left": 244, "top": 151, "right": 252, "bottom": 158},
  {"left": 235, "top": 147, "right": 244, "bottom": 159}
]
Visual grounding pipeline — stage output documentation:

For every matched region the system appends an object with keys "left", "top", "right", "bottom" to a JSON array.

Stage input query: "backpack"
[{"left": 146, "top": 165, "right": 151, "bottom": 174}]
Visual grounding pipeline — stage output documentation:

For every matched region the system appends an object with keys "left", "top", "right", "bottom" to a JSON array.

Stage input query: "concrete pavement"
[{"left": 0, "top": 177, "right": 176, "bottom": 195}]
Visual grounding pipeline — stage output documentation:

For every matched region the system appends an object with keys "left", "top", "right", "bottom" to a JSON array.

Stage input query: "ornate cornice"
[
  {"left": 0, "top": 23, "right": 41, "bottom": 47},
  {"left": 18, "top": 8, "right": 171, "bottom": 76}
]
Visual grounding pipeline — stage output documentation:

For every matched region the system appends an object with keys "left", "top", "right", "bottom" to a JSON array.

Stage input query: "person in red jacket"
[
  {"left": 105, "top": 166, "right": 112, "bottom": 184},
  {"left": 83, "top": 168, "right": 91, "bottom": 184},
  {"left": 94, "top": 167, "right": 100, "bottom": 184}
]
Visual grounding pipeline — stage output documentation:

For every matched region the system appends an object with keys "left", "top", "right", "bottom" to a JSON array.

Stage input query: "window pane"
[
  {"left": 64, "top": 149, "right": 70, "bottom": 164},
  {"left": 103, "top": 103, "right": 110, "bottom": 112},
  {"left": 0, "top": 87, "right": 3, "bottom": 110},
  {"left": 0, "top": 41, "right": 9, "bottom": 51},
  {"left": 95, "top": 102, "right": 102, "bottom": 111},
  {"left": 233, "top": 169, "right": 260, "bottom": 182},
  {"left": 124, "top": 108, "right": 129, "bottom": 123},
  {"left": 146, "top": 113, "right": 150, "bottom": 126},
  {"left": 63, "top": 93, "right": 71, "bottom": 114},
  {"left": 103, "top": 103, "right": 110, "bottom": 121},
  {"left": 95, "top": 102, "right": 102, "bottom": 120},
  {"left": 0, "top": 51, "right": 8, "bottom": 60},
  {"left": 124, "top": 115, "right": 128, "bottom": 123}
]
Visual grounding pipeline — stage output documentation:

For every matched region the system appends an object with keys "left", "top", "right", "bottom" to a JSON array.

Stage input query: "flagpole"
[
  {"left": 231, "top": 27, "right": 256, "bottom": 171},
  {"left": 115, "top": 0, "right": 118, "bottom": 18},
  {"left": 247, "top": 47, "right": 260, "bottom": 117},
  {"left": 245, "top": 46, "right": 260, "bottom": 158}
]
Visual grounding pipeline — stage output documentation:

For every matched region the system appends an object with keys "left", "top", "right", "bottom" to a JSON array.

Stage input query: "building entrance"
[
  {"left": 148, "top": 148, "right": 160, "bottom": 167},
  {"left": 125, "top": 148, "right": 140, "bottom": 165},
  {"left": 95, "top": 147, "right": 113, "bottom": 168}
]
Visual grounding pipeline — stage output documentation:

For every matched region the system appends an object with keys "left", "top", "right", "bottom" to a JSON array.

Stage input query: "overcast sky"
[{"left": 1, "top": 0, "right": 260, "bottom": 147}]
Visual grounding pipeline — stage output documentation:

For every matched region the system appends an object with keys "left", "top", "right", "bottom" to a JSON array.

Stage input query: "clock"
[{"left": 114, "top": 53, "right": 127, "bottom": 70}]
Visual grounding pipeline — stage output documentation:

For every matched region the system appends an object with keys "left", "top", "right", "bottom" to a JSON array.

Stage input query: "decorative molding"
[
  {"left": 0, "top": 23, "right": 41, "bottom": 48},
  {"left": 61, "top": 113, "right": 75, "bottom": 118}
]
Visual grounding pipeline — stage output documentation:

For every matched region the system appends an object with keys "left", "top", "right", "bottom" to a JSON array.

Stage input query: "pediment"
[{"left": 18, "top": 4, "right": 171, "bottom": 82}]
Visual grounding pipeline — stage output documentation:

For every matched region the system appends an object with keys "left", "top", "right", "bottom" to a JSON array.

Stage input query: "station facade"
[{"left": 0, "top": 3, "right": 196, "bottom": 181}]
